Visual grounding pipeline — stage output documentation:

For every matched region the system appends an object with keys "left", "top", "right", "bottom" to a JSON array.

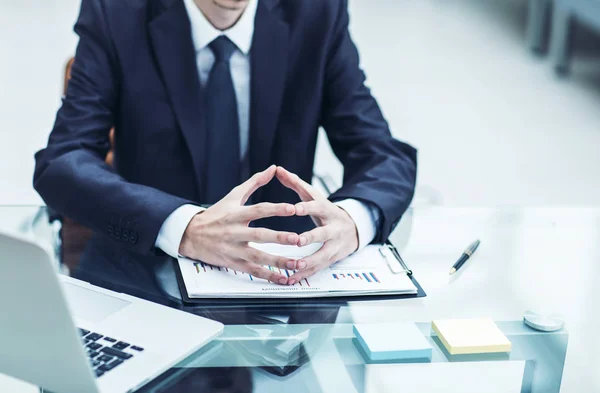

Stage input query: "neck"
[{"left": 194, "top": 0, "right": 247, "bottom": 31}]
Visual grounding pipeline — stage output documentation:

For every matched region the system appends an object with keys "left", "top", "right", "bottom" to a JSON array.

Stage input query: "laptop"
[{"left": 0, "top": 230, "right": 224, "bottom": 393}]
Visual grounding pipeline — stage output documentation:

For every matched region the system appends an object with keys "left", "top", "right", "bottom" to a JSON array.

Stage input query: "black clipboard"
[{"left": 174, "top": 240, "right": 426, "bottom": 306}]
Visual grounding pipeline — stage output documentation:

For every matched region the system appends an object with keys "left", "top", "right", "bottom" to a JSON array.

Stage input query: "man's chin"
[{"left": 212, "top": 0, "right": 249, "bottom": 11}]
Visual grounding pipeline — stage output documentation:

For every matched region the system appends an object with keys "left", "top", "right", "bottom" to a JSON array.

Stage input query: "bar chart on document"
[
  {"left": 178, "top": 243, "right": 418, "bottom": 298},
  {"left": 332, "top": 272, "right": 381, "bottom": 283},
  {"left": 193, "top": 261, "right": 313, "bottom": 287}
]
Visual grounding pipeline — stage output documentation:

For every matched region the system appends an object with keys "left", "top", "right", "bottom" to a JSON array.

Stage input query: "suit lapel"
[
  {"left": 249, "top": 0, "right": 290, "bottom": 178},
  {"left": 148, "top": 0, "right": 206, "bottom": 194}
]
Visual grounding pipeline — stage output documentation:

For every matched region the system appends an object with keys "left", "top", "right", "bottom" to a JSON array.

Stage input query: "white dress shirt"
[{"left": 155, "top": 0, "right": 379, "bottom": 259}]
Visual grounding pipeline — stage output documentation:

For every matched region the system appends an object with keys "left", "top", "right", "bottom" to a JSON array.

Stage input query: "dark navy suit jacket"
[{"left": 33, "top": 0, "right": 417, "bottom": 297}]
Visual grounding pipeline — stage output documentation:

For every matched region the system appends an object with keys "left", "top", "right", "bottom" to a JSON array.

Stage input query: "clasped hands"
[{"left": 179, "top": 165, "right": 359, "bottom": 285}]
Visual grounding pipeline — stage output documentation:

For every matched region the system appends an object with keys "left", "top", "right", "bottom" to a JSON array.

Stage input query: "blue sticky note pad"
[{"left": 353, "top": 322, "right": 432, "bottom": 361}]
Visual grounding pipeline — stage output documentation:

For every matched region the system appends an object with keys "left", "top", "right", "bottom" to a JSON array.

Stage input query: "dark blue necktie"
[{"left": 204, "top": 36, "right": 241, "bottom": 203}]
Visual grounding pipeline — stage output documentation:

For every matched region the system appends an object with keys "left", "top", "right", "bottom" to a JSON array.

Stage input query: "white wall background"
[
  {"left": 1, "top": 0, "right": 600, "bottom": 206},
  {"left": 0, "top": 0, "right": 81, "bottom": 203}
]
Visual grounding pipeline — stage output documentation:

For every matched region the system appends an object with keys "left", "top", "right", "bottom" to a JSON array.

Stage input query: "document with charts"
[{"left": 177, "top": 243, "right": 418, "bottom": 298}]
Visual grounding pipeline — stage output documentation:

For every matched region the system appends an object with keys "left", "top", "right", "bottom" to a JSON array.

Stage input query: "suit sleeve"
[
  {"left": 33, "top": 0, "right": 191, "bottom": 255},
  {"left": 321, "top": 0, "right": 418, "bottom": 243}
]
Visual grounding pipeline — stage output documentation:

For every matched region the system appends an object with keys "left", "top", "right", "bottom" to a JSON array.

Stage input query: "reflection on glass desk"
[
  {"left": 1, "top": 206, "right": 598, "bottom": 392},
  {"left": 139, "top": 322, "right": 567, "bottom": 393}
]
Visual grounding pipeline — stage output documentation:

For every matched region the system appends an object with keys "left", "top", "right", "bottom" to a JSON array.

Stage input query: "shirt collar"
[{"left": 182, "top": 0, "right": 257, "bottom": 55}]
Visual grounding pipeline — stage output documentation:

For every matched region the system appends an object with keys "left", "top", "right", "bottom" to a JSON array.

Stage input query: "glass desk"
[{"left": 1, "top": 206, "right": 599, "bottom": 392}]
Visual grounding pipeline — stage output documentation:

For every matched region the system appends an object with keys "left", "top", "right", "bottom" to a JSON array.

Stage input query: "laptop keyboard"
[{"left": 79, "top": 328, "right": 144, "bottom": 378}]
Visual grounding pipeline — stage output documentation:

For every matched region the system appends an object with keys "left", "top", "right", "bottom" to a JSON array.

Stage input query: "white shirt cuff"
[
  {"left": 334, "top": 199, "right": 379, "bottom": 250},
  {"left": 155, "top": 204, "right": 205, "bottom": 258}
]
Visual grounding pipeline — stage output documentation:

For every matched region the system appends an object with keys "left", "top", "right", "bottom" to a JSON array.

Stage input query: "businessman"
[{"left": 34, "top": 0, "right": 417, "bottom": 294}]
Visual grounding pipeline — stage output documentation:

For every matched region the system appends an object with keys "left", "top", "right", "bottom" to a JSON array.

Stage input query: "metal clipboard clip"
[{"left": 379, "top": 243, "right": 413, "bottom": 276}]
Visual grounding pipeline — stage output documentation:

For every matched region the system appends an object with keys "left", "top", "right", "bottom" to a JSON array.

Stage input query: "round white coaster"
[{"left": 523, "top": 310, "right": 564, "bottom": 332}]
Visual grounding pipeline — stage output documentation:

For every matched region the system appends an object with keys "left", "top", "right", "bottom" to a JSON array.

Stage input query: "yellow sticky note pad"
[{"left": 432, "top": 318, "right": 512, "bottom": 355}]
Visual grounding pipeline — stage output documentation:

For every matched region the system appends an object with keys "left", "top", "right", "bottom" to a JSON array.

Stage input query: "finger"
[
  {"left": 227, "top": 259, "right": 289, "bottom": 285},
  {"left": 242, "top": 227, "right": 299, "bottom": 246},
  {"left": 295, "top": 200, "right": 328, "bottom": 219},
  {"left": 240, "top": 203, "right": 295, "bottom": 221},
  {"left": 275, "top": 166, "right": 319, "bottom": 201},
  {"left": 231, "top": 165, "right": 277, "bottom": 204},
  {"left": 275, "top": 166, "right": 312, "bottom": 200},
  {"left": 297, "top": 226, "right": 331, "bottom": 247},
  {"left": 240, "top": 246, "right": 299, "bottom": 271},
  {"left": 288, "top": 243, "right": 337, "bottom": 284},
  {"left": 298, "top": 242, "right": 337, "bottom": 270}
]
